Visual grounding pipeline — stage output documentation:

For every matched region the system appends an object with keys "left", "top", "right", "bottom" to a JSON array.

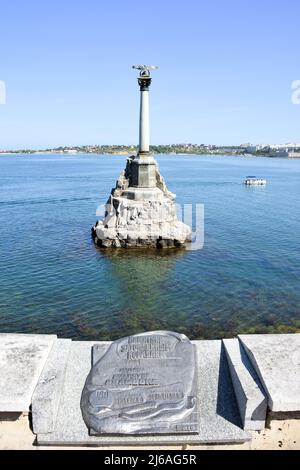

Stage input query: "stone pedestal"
[
  {"left": 92, "top": 156, "right": 191, "bottom": 248},
  {"left": 130, "top": 154, "right": 157, "bottom": 188}
]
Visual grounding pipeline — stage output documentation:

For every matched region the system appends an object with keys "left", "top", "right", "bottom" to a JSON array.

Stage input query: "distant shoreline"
[
  {"left": 0, "top": 151, "right": 299, "bottom": 159},
  {"left": 1, "top": 142, "right": 300, "bottom": 159},
  {"left": 0, "top": 144, "right": 285, "bottom": 157}
]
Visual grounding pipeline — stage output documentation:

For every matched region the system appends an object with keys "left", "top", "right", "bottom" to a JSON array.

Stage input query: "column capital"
[{"left": 138, "top": 76, "right": 152, "bottom": 91}]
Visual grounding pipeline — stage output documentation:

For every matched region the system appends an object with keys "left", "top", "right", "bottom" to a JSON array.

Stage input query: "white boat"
[{"left": 243, "top": 176, "right": 267, "bottom": 186}]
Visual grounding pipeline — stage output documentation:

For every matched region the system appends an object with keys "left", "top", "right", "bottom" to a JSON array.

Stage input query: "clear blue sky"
[{"left": 0, "top": 0, "right": 300, "bottom": 149}]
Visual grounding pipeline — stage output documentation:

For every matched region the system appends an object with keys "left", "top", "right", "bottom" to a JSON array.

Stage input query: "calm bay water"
[{"left": 0, "top": 153, "right": 299, "bottom": 340}]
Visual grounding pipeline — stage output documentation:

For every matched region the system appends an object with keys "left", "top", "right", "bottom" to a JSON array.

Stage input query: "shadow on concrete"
[
  {"left": 238, "top": 339, "right": 267, "bottom": 398},
  {"left": 238, "top": 339, "right": 268, "bottom": 421},
  {"left": 0, "top": 412, "right": 23, "bottom": 422},
  {"left": 266, "top": 410, "right": 300, "bottom": 427},
  {"left": 216, "top": 343, "right": 243, "bottom": 428}
]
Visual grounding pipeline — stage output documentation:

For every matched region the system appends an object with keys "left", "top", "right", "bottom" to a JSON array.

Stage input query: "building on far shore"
[
  {"left": 288, "top": 151, "right": 300, "bottom": 157},
  {"left": 269, "top": 149, "right": 300, "bottom": 158},
  {"left": 241, "top": 142, "right": 300, "bottom": 158}
]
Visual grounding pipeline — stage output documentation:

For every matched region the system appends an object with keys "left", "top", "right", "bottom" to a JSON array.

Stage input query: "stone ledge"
[
  {"left": 0, "top": 334, "right": 57, "bottom": 412},
  {"left": 1, "top": 411, "right": 299, "bottom": 450},
  {"left": 238, "top": 334, "right": 300, "bottom": 412},
  {"left": 32, "top": 339, "right": 72, "bottom": 434},
  {"left": 0, "top": 333, "right": 299, "bottom": 448},
  {"left": 37, "top": 340, "right": 250, "bottom": 446}
]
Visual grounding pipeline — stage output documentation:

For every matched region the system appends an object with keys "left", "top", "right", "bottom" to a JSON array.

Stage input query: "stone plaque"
[{"left": 80, "top": 331, "right": 198, "bottom": 435}]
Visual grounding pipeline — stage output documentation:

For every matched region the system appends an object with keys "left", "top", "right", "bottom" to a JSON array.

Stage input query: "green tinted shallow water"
[{"left": 0, "top": 153, "right": 299, "bottom": 340}]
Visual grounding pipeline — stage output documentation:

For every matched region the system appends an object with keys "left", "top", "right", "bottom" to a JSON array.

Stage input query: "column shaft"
[{"left": 139, "top": 89, "right": 150, "bottom": 153}]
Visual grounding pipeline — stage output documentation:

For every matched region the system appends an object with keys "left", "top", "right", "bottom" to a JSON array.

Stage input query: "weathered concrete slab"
[
  {"left": 0, "top": 334, "right": 57, "bottom": 412},
  {"left": 37, "top": 340, "right": 250, "bottom": 446},
  {"left": 32, "top": 339, "right": 72, "bottom": 434},
  {"left": 238, "top": 334, "right": 300, "bottom": 412},
  {"left": 223, "top": 339, "right": 267, "bottom": 430}
]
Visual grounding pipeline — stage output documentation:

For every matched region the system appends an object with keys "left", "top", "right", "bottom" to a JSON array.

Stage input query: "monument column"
[
  {"left": 138, "top": 74, "right": 151, "bottom": 155},
  {"left": 130, "top": 65, "right": 158, "bottom": 188},
  {"left": 92, "top": 65, "right": 192, "bottom": 249}
]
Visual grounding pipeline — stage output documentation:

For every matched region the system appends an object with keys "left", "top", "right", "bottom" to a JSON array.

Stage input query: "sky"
[{"left": 0, "top": 0, "right": 300, "bottom": 149}]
